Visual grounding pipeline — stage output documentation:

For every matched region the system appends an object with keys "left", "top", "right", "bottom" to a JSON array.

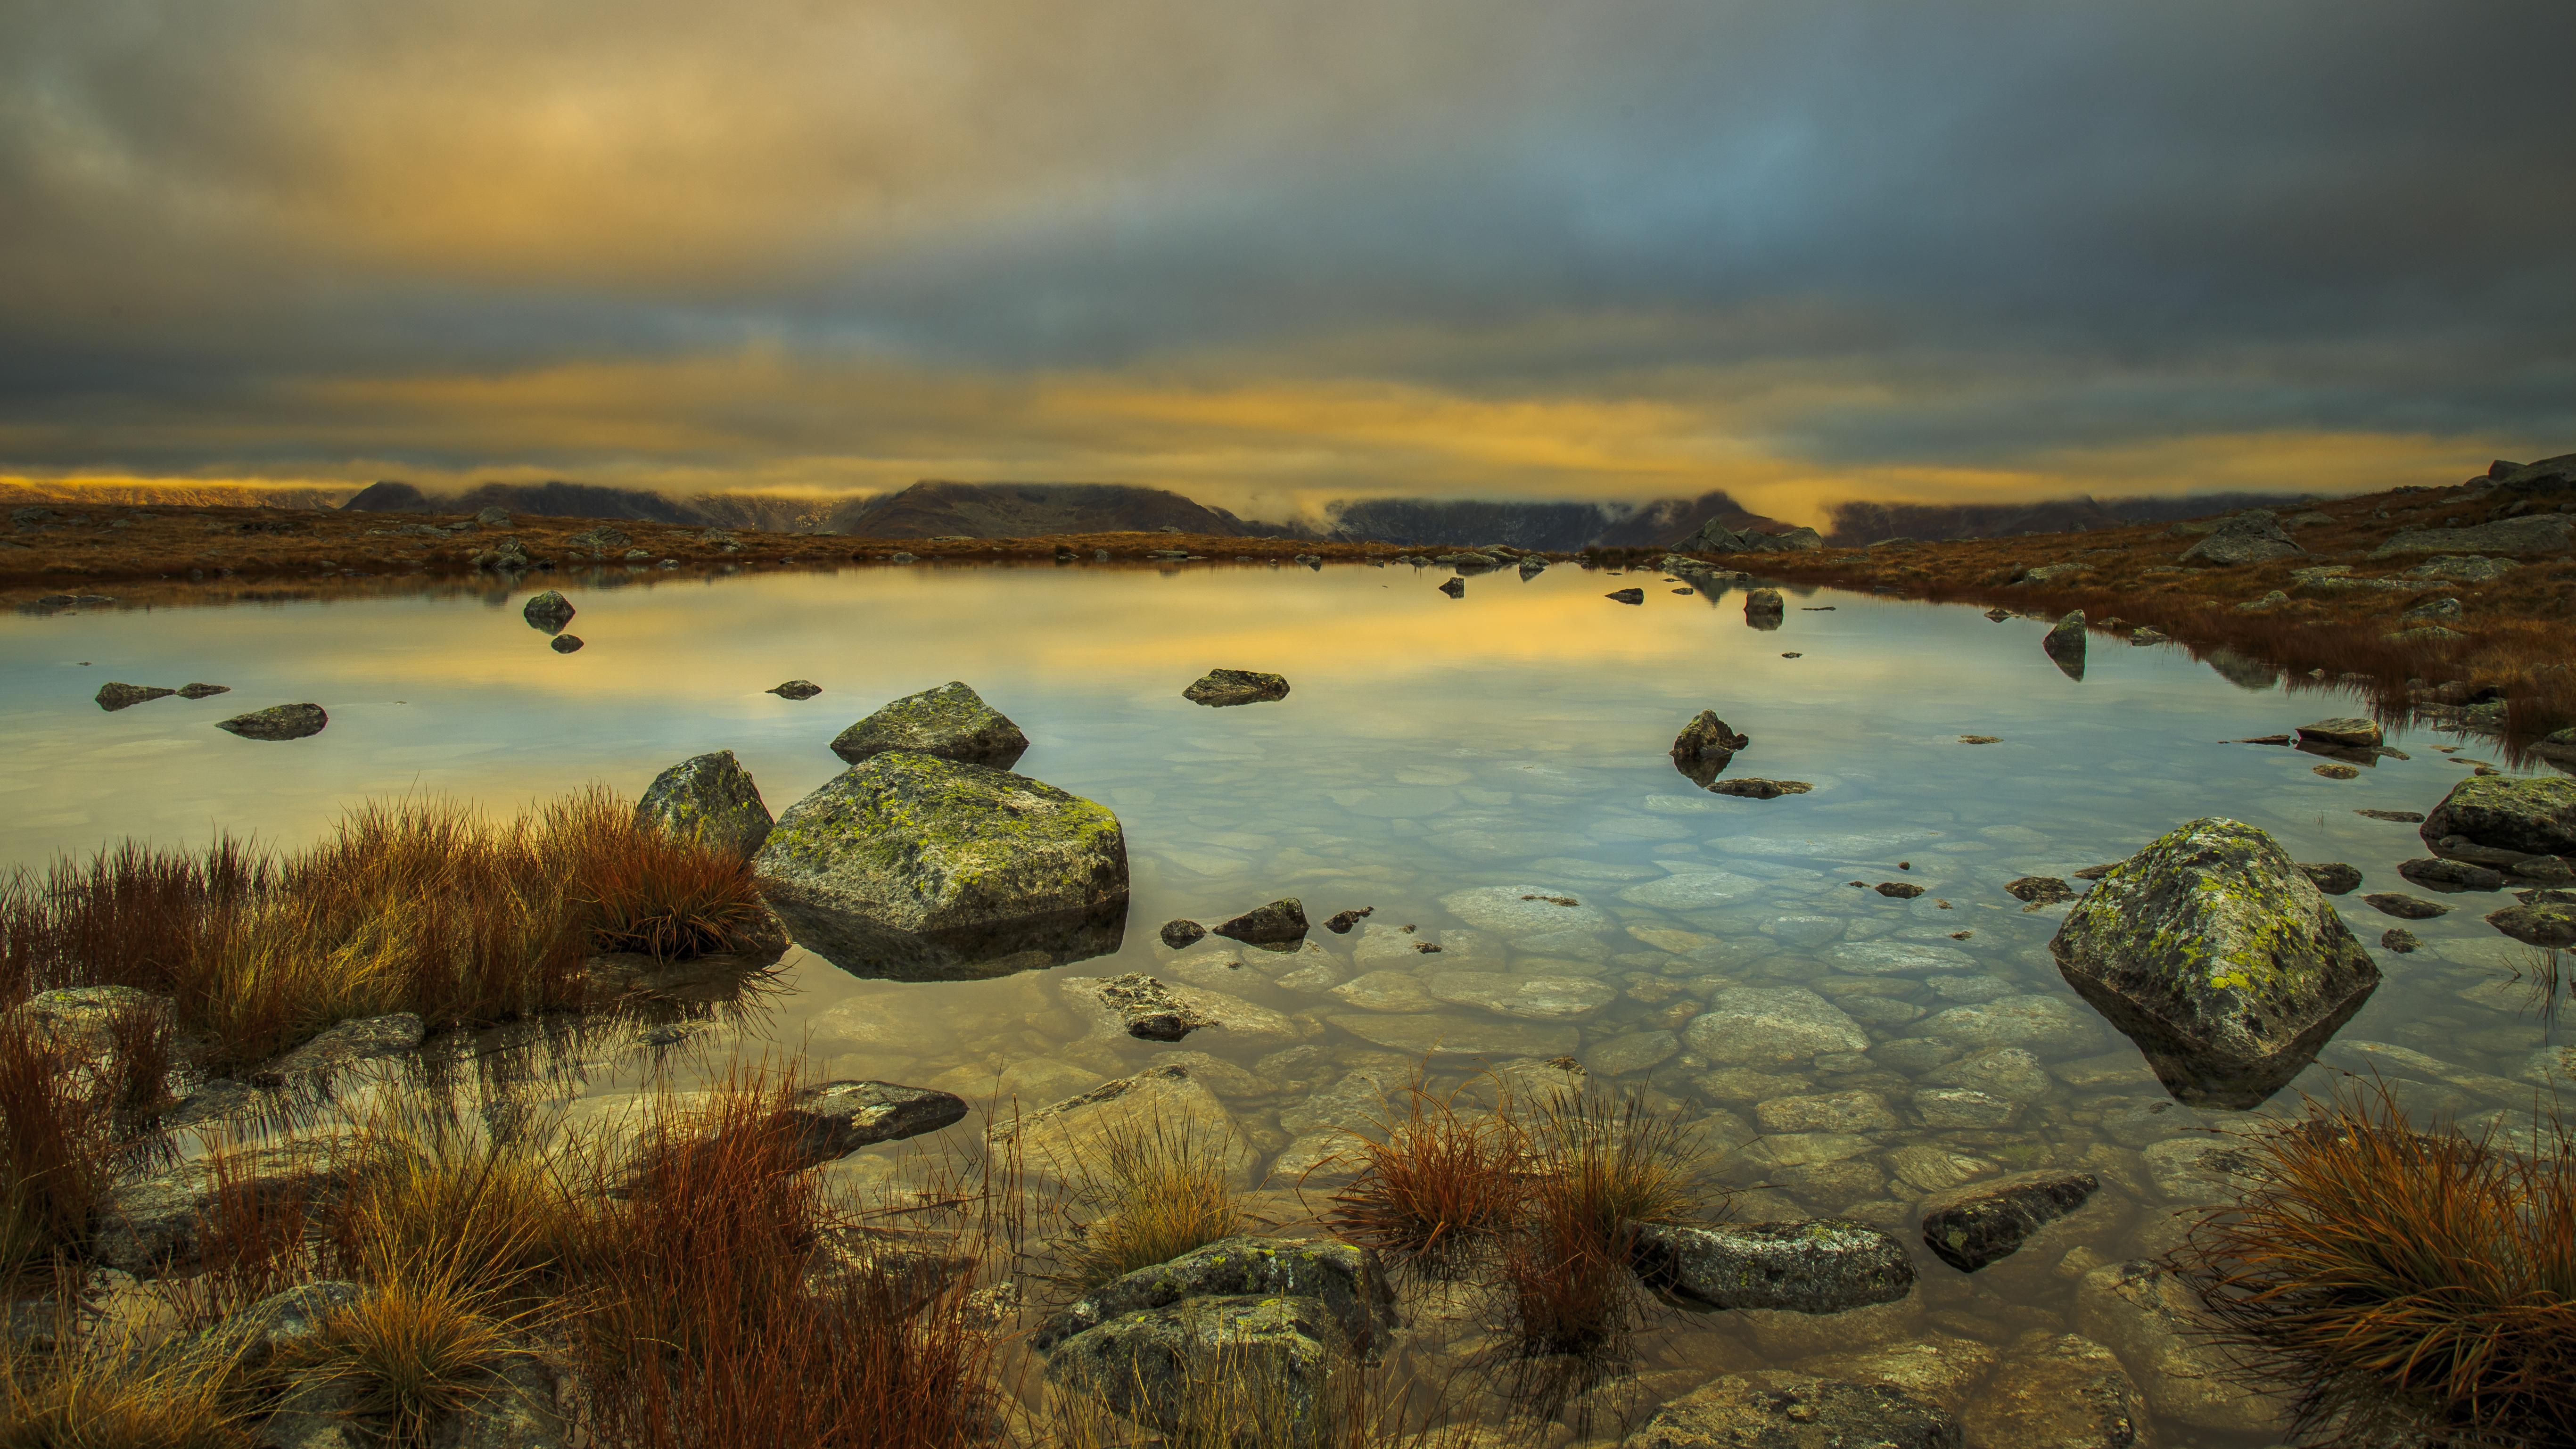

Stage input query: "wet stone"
[
  {"left": 2380, "top": 927, "right": 2420, "bottom": 952},
  {"left": 1912, "top": 1087, "right": 2018, "bottom": 1129},
  {"left": 2297, "top": 861, "right": 2362, "bottom": 894},
  {"left": 1960, "top": 1334, "right": 2147, "bottom": 1449},
  {"left": 830, "top": 681, "right": 1029, "bottom": 769},
  {"left": 1918, "top": 1169, "right": 2100, "bottom": 1272},
  {"left": 1632, "top": 1219, "right": 1918, "bottom": 1314},
  {"left": 2004, "top": 876, "right": 2076, "bottom": 905},
  {"left": 767, "top": 679, "right": 823, "bottom": 699},
  {"left": 1215, "top": 897, "right": 1308, "bottom": 945},
  {"left": 1755, "top": 1090, "right": 1899, "bottom": 1134},
  {"left": 2364, "top": 891, "right": 2448, "bottom": 920},
  {"left": 1160, "top": 919, "right": 1208, "bottom": 948},
  {"left": 1183, "top": 668, "right": 1291, "bottom": 706},
  {"left": 216, "top": 703, "right": 328, "bottom": 741}
]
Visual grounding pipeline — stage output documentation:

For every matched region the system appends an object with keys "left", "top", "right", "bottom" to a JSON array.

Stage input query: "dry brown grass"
[
  {"left": 0, "top": 1330, "right": 250, "bottom": 1449},
  {"left": 307, "top": 1266, "right": 526, "bottom": 1448},
  {"left": 0, "top": 789, "right": 765, "bottom": 1071},
  {"left": 2179, "top": 1084, "right": 2576, "bottom": 1447},
  {"left": 1323, "top": 1075, "right": 1527, "bottom": 1282},
  {"left": 0, "top": 1017, "right": 127, "bottom": 1286},
  {"left": 1497, "top": 1093, "right": 1704, "bottom": 1372},
  {"left": 1050, "top": 1114, "right": 1247, "bottom": 1295}
]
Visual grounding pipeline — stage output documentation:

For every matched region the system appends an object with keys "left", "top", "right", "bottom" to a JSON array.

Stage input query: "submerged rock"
[
  {"left": 2077, "top": 1259, "right": 2289, "bottom": 1433},
  {"left": 1625, "top": 1372, "right": 1959, "bottom": 1449},
  {"left": 1632, "top": 1219, "right": 1916, "bottom": 1314},
  {"left": 1032, "top": 1236, "right": 1397, "bottom": 1357},
  {"left": 782, "top": 1080, "right": 967, "bottom": 1161},
  {"left": 215, "top": 703, "right": 328, "bottom": 741},
  {"left": 995, "top": 1064, "right": 1256, "bottom": 1187},
  {"left": 635, "top": 749, "right": 774, "bottom": 859},
  {"left": 94, "top": 682, "right": 175, "bottom": 711},
  {"left": 1686, "top": 987, "right": 1868, "bottom": 1068},
  {"left": 831, "top": 681, "right": 1029, "bottom": 770},
  {"left": 521, "top": 589, "right": 575, "bottom": 632},
  {"left": 2364, "top": 891, "right": 2447, "bottom": 920},
  {"left": 2421, "top": 774, "right": 2576, "bottom": 858},
  {"left": 1917, "top": 1169, "right": 2099, "bottom": 1272},
  {"left": 752, "top": 751, "right": 1128, "bottom": 979},
  {"left": 1213, "top": 897, "right": 1308, "bottom": 945},
  {"left": 1961, "top": 1334, "right": 2145, "bottom": 1449},
  {"left": 2049, "top": 817, "right": 2379, "bottom": 1108},
  {"left": 1182, "top": 668, "right": 1291, "bottom": 706},
  {"left": 1671, "top": 710, "right": 1749, "bottom": 787}
]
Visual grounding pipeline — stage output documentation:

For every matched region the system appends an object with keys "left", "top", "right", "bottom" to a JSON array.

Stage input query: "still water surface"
[{"left": 3, "top": 560, "right": 2563, "bottom": 1441}]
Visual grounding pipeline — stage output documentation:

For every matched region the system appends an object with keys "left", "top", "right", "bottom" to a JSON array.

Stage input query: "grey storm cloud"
[{"left": 0, "top": 0, "right": 2570, "bottom": 504}]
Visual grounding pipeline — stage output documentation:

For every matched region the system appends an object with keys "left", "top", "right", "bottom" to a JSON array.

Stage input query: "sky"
[{"left": 2, "top": 0, "right": 2571, "bottom": 526}]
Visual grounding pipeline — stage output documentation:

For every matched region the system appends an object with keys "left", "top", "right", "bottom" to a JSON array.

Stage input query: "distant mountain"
[
  {"left": 822, "top": 480, "right": 1278, "bottom": 538},
  {"left": 1823, "top": 491, "right": 2321, "bottom": 544},
  {"left": 1321, "top": 490, "right": 1784, "bottom": 550}
]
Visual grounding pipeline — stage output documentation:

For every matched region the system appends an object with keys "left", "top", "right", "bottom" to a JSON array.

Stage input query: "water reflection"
[{"left": 774, "top": 899, "right": 1129, "bottom": 982}]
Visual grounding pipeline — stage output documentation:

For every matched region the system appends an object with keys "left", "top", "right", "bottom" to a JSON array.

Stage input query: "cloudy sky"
[{"left": 2, "top": 0, "right": 2570, "bottom": 524}]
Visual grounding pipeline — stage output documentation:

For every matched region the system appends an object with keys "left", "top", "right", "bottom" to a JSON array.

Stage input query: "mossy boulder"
[
  {"left": 829, "top": 681, "right": 1028, "bottom": 769},
  {"left": 1044, "top": 1295, "right": 1350, "bottom": 1446},
  {"left": 2050, "top": 817, "right": 2378, "bottom": 1108},
  {"left": 2421, "top": 774, "right": 2576, "bottom": 858},
  {"left": 215, "top": 703, "right": 327, "bottom": 741},
  {"left": 521, "top": 589, "right": 574, "bottom": 633},
  {"left": 1631, "top": 1219, "right": 1917, "bottom": 1314},
  {"left": 635, "top": 749, "right": 773, "bottom": 860},
  {"left": 752, "top": 750, "right": 1127, "bottom": 979},
  {"left": 1182, "top": 669, "right": 1290, "bottom": 707},
  {"left": 1031, "top": 1236, "right": 1397, "bottom": 1357}
]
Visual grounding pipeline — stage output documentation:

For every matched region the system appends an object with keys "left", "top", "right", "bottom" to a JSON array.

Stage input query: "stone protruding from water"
[
  {"left": 1438, "top": 576, "right": 1465, "bottom": 598},
  {"left": 636, "top": 749, "right": 774, "bottom": 860},
  {"left": 2297, "top": 862, "right": 2362, "bottom": 895},
  {"left": 782, "top": 1081, "right": 968, "bottom": 1162},
  {"left": 1044, "top": 1295, "right": 1350, "bottom": 1442},
  {"left": 522, "top": 589, "right": 575, "bottom": 633},
  {"left": 1159, "top": 919, "right": 1208, "bottom": 948},
  {"left": 1917, "top": 1169, "right": 2099, "bottom": 1272},
  {"left": 2295, "top": 716, "right": 2382, "bottom": 749},
  {"left": 2041, "top": 611, "right": 2086, "bottom": 679},
  {"left": 768, "top": 680, "right": 822, "bottom": 700},
  {"left": 830, "top": 681, "right": 1029, "bottom": 770},
  {"left": 95, "top": 682, "right": 176, "bottom": 711},
  {"left": 2050, "top": 816, "right": 2379, "bottom": 1108},
  {"left": 1031, "top": 1236, "right": 1398, "bottom": 1357},
  {"left": 1181, "top": 668, "right": 1291, "bottom": 707},
  {"left": 1710, "top": 778, "right": 1811, "bottom": 799},
  {"left": 1631, "top": 1219, "right": 1917, "bottom": 1314},
  {"left": 1743, "top": 588, "right": 1785, "bottom": 628},
  {"left": 1605, "top": 587, "right": 1645, "bottom": 604},
  {"left": 178, "top": 683, "right": 230, "bottom": 699},
  {"left": 1671, "top": 710, "right": 1749, "bottom": 787},
  {"left": 2421, "top": 774, "right": 2576, "bottom": 859},
  {"left": 1213, "top": 897, "right": 1308, "bottom": 945},
  {"left": 215, "top": 703, "right": 328, "bottom": 741},
  {"left": 1624, "top": 1372, "right": 1959, "bottom": 1449},
  {"left": 752, "top": 750, "right": 1128, "bottom": 978}
]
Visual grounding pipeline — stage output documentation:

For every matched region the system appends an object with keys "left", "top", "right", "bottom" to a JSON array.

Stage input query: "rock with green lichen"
[
  {"left": 829, "top": 681, "right": 1028, "bottom": 769},
  {"left": 1917, "top": 1168, "right": 2099, "bottom": 1272},
  {"left": 752, "top": 750, "right": 1127, "bottom": 979},
  {"left": 2041, "top": 610, "right": 2086, "bottom": 680},
  {"left": 635, "top": 749, "right": 773, "bottom": 860},
  {"left": 1031, "top": 1236, "right": 1397, "bottom": 1356},
  {"left": 2420, "top": 774, "right": 2576, "bottom": 858},
  {"left": 1043, "top": 1294, "right": 1350, "bottom": 1444},
  {"left": 1631, "top": 1219, "right": 1916, "bottom": 1314},
  {"left": 2050, "top": 817, "right": 2378, "bottom": 1109}
]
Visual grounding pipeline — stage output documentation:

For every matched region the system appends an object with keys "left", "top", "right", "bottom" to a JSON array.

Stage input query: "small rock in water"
[
  {"left": 1160, "top": 919, "right": 1209, "bottom": 949},
  {"left": 176, "top": 683, "right": 230, "bottom": 699},
  {"left": 2380, "top": 927, "right": 2420, "bottom": 953},
  {"left": 95, "top": 682, "right": 176, "bottom": 711},
  {"left": 1958, "top": 734, "right": 2001, "bottom": 744},
  {"left": 1984, "top": 607, "right": 2011, "bottom": 621},
  {"left": 1670, "top": 709, "right": 1750, "bottom": 786},
  {"left": 522, "top": 589, "right": 575, "bottom": 633},
  {"left": 2312, "top": 763, "right": 2358, "bottom": 779},
  {"left": 2041, "top": 610, "right": 2087, "bottom": 678},
  {"left": 783, "top": 1081, "right": 968, "bottom": 1161},
  {"left": 2363, "top": 891, "right": 2447, "bottom": 920},
  {"left": 1437, "top": 576, "right": 1464, "bottom": 598},
  {"left": 1182, "top": 668, "right": 1291, "bottom": 707},
  {"left": 1323, "top": 907, "right": 1373, "bottom": 934},
  {"left": 2399, "top": 856, "right": 2504, "bottom": 892},
  {"left": 1918, "top": 1169, "right": 2100, "bottom": 1272},
  {"left": 2297, "top": 862, "right": 2362, "bottom": 895},
  {"left": 1605, "top": 587, "right": 1645, "bottom": 604},
  {"left": 1214, "top": 898, "right": 1308, "bottom": 945},
  {"left": 1780, "top": 651, "right": 1802, "bottom": 658},
  {"left": 2487, "top": 902, "right": 2576, "bottom": 948},
  {"left": 550, "top": 634, "right": 584, "bottom": 653},
  {"left": 2005, "top": 876, "right": 2075, "bottom": 905},
  {"left": 768, "top": 680, "right": 823, "bottom": 700},
  {"left": 216, "top": 703, "right": 328, "bottom": 741},
  {"left": 2071, "top": 863, "right": 2117, "bottom": 880},
  {"left": 1672, "top": 587, "right": 1696, "bottom": 596},
  {"left": 1708, "top": 778, "right": 1811, "bottom": 799},
  {"left": 1875, "top": 882, "right": 1925, "bottom": 899},
  {"left": 2296, "top": 716, "right": 2383, "bottom": 748}
]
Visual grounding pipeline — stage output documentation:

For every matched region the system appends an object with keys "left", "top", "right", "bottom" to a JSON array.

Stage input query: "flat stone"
[
  {"left": 1918, "top": 1169, "right": 2099, "bottom": 1272},
  {"left": 1061, "top": 973, "right": 1301, "bottom": 1043},
  {"left": 1030, "top": 1236, "right": 1396, "bottom": 1357},
  {"left": 1437, "top": 884, "right": 1610, "bottom": 934},
  {"left": 2370, "top": 513, "right": 2573, "bottom": 559},
  {"left": 2076, "top": 1259, "right": 2289, "bottom": 1433},
  {"left": 1615, "top": 869, "right": 1768, "bottom": 910},
  {"left": 1182, "top": 669, "right": 1290, "bottom": 706},
  {"left": 1633, "top": 1220, "right": 1917, "bottom": 1315},
  {"left": 1755, "top": 1090, "right": 1898, "bottom": 1134},
  {"left": 176, "top": 683, "right": 229, "bottom": 699},
  {"left": 1886, "top": 1145, "right": 1993, "bottom": 1194},
  {"left": 1424, "top": 971, "right": 1616, "bottom": 1021},
  {"left": 1584, "top": 1030, "right": 1680, "bottom": 1076},
  {"left": 783, "top": 1080, "right": 969, "bottom": 1161},
  {"left": 1709, "top": 778, "right": 1814, "bottom": 799},
  {"left": 248, "top": 1013, "right": 425, "bottom": 1088},
  {"left": 2296, "top": 717, "right": 2383, "bottom": 748},
  {"left": 1828, "top": 940, "right": 1979, "bottom": 975},
  {"left": 1326, "top": 1013, "right": 1579, "bottom": 1058},
  {"left": 1923, "top": 1047, "right": 2054, "bottom": 1103},
  {"left": 1327, "top": 971, "right": 1437, "bottom": 1013},
  {"left": 215, "top": 703, "right": 327, "bottom": 741},
  {"left": 1911, "top": 995, "right": 2103, "bottom": 1059},
  {"left": 1686, "top": 987, "right": 1869, "bottom": 1068},
  {"left": 1911, "top": 1087, "right": 2019, "bottom": 1129},
  {"left": 2399, "top": 856, "right": 2505, "bottom": 892},
  {"left": 829, "top": 681, "right": 1029, "bottom": 769},
  {"left": 2364, "top": 891, "right": 2448, "bottom": 920},
  {"left": 1796, "top": 1335, "right": 2000, "bottom": 1412},
  {"left": 992, "top": 1065, "right": 1256, "bottom": 1187}
]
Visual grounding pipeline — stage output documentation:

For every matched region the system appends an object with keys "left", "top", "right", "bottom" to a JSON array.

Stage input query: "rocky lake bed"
[{"left": 4, "top": 553, "right": 2571, "bottom": 1447}]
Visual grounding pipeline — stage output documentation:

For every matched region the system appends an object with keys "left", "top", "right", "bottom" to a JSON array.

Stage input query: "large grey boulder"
[
  {"left": 1044, "top": 1295, "right": 1350, "bottom": 1444},
  {"left": 2421, "top": 774, "right": 2576, "bottom": 858},
  {"left": 2180, "top": 511, "right": 2304, "bottom": 566},
  {"left": 1032, "top": 1236, "right": 1397, "bottom": 1356},
  {"left": 2051, "top": 817, "right": 2379, "bottom": 1107},
  {"left": 830, "top": 681, "right": 1028, "bottom": 769},
  {"left": 635, "top": 749, "right": 774, "bottom": 859},
  {"left": 1631, "top": 1220, "right": 1916, "bottom": 1314},
  {"left": 217, "top": 703, "right": 328, "bottom": 741},
  {"left": 751, "top": 751, "right": 1128, "bottom": 979},
  {"left": 1917, "top": 1169, "right": 2098, "bottom": 1272},
  {"left": 2370, "top": 513, "right": 2571, "bottom": 560},
  {"left": 1182, "top": 669, "right": 1290, "bottom": 706},
  {"left": 1623, "top": 1372, "right": 1961, "bottom": 1449}
]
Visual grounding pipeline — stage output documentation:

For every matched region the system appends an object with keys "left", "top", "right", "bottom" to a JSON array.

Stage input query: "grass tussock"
[
  {"left": 309, "top": 1266, "right": 525, "bottom": 1448},
  {"left": 0, "top": 787, "right": 766, "bottom": 1072},
  {"left": 2179, "top": 1084, "right": 2576, "bottom": 1448},
  {"left": 0, "top": 1019, "right": 129, "bottom": 1287},
  {"left": 1323, "top": 1074, "right": 1527, "bottom": 1283},
  {"left": 0, "top": 1335, "right": 249, "bottom": 1449},
  {"left": 1498, "top": 1093, "right": 1704, "bottom": 1370},
  {"left": 566, "top": 1070, "right": 1001, "bottom": 1449},
  {"left": 1049, "top": 1114, "right": 1246, "bottom": 1295}
]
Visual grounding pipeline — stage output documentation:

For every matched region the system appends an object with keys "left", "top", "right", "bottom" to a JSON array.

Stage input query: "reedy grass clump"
[
  {"left": 308, "top": 1264, "right": 527, "bottom": 1449},
  {"left": 2180, "top": 1084, "right": 2576, "bottom": 1448},
  {"left": 0, "top": 788, "right": 765, "bottom": 1072},
  {"left": 1049, "top": 1114, "right": 1246, "bottom": 1294},
  {"left": 1323, "top": 1075, "right": 1527, "bottom": 1283},
  {"left": 1498, "top": 1092, "right": 1704, "bottom": 1369},
  {"left": 0, "top": 1013, "right": 147, "bottom": 1288},
  {"left": 0, "top": 1330, "right": 249, "bottom": 1449}
]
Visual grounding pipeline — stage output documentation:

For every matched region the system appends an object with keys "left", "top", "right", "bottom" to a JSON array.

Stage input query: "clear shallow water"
[{"left": 5, "top": 561, "right": 2566, "bottom": 1441}]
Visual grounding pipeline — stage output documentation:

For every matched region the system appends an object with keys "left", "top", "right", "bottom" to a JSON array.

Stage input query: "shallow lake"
[{"left": 4, "top": 559, "right": 2563, "bottom": 1443}]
